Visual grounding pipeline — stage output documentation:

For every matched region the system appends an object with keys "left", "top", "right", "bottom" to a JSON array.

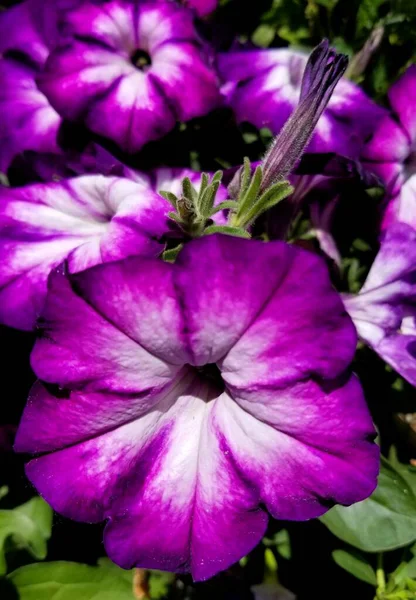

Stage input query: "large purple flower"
[
  {"left": 38, "top": 0, "right": 221, "bottom": 153},
  {"left": 0, "top": 168, "right": 226, "bottom": 331},
  {"left": 16, "top": 234, "right": 378, "bottom": 580},
  {"left": 218, "top": 48, "right": 384, "bottom": 157},
  {"left": 344, "top": 223, "right": 416, "bottom": 385},
  {"left": 362, "top": 65, "right": 416, "bottom": 230},
  {"left": 0, "top": 0, "right": 64, "bottom": 172}
]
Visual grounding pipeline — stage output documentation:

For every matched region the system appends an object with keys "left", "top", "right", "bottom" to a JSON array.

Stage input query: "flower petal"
[
  {"left": 0, "top": 58, "right": 61, "bottom": 172},
  {"left": 218, "top": 239, "right": 356, "bottom": 387},
  {"left": 0, "top": 176, "right": 168, "bottom": 330},
  {"left": 388, "top": 65, "right": 416, "bottom": 143},
  {"left": 21, "top": 375, "right": 268, "bottom": 580},
  {"left": 362, "top": 114, "right": 410, "bottom": 163},
  {"left": 31, "top": 259, "right": 184, "bottom": 393}
]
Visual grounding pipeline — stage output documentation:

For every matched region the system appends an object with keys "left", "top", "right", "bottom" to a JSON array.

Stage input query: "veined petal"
[
  {"left": 0, "top": 175, "right": 170, "bottom": 330},
  {"left": 18, "top": 234, "right": 378, "bottom": 580},
  {"left": 216, "top": 383, "right": 378, "bottom": 521},
  {"left": 20, "top": 371, "right": 377, "bottom": 581},
  {"left": 39, "top": 0, "right": 220, "bottom": 152},
  {"left": 0, "top": 58, "right": 62, "bottom": 173},
  {"left": 21, "top": 375, "right": 268, "bottom": 580},
  {"left": 31, "top": 261, "right": 183, "bottom": 393},
  {"left": 218, "top": 239, "right": 356, "bottom": 387},
  {"left": 344, "top": 223, "right": 416, "bottom": 384}
]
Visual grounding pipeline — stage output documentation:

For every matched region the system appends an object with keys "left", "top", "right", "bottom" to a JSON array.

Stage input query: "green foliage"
[
  {"left": 0, "top": 497, "right": 53, "bottom": 575},
  {"left": 7, "top": 559, "right": 175, "bottom": 600},
  {"left": 332, "top": 549, "right": 377, "bottom": 585},
  {"left": 8, "top": 558, "right": 135, "bottom": 600},
  {"left": 320, "top": 458, "right": 416, "bottom": 553}
]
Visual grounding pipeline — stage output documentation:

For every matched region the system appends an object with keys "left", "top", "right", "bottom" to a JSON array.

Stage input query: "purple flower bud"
[{"left": 261, "top": 40, "right": 348, "bottom": 190}]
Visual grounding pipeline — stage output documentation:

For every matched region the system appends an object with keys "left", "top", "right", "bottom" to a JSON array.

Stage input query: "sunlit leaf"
[
  {"left": 321, "top": 458, "right": 416, "bottom": 552},
  {"left": 0, "top": 497, "right": 52, "bottom": 575}
]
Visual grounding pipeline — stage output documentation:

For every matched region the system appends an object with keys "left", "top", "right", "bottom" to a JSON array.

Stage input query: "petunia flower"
[
  {"left": 0, "top": 0, "right": 68, "bottom": 172},
  {"left": 217, "top": 47, "right": 385, "bottom": 157},
  {"left": 15, "top": 234, "right": 379, "bottom": 581},
  {"left": 0, "top": 170, "right": 226, "bottom": 331},
  {"left": 362, "top": 65, "right": 416, "bottom": 230},
  {"left": 38, "top": 0, "right": 221, "bottom": 154},
  {"left": 343, "top": 223, "right": 416, "bottom": 386}
]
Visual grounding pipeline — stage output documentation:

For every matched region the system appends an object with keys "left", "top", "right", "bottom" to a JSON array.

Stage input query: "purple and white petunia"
[
  {"left": 362, "top": 65, "right": 416, "bottom": 230},
  {"left": 344, "top": 223, "right": 416, "bottom": 385},
  {"left": 0, "top": 0, "right": 64, "bottom": 172},
  {"left": 16, "top": 234, "right": 379, "bottom": 580},
  {"left": 38, "top": 0, "right": 221, "bottom": 153},
  {"left": 0, "top": 169, "right": 227, "bottom": 331},
  {"left": 218, "top": 47, "right": 385, "bottom": 157}
]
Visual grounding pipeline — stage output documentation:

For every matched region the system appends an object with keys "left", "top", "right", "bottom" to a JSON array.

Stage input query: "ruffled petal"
[
  {"left": 344, "top": 223, "right": 416, "bottom": 384},
  {"left": 0, "top": 58, "right": 61, "bottom": 172},
  {"left": 31, "top": 259, "right": 184, "bottom": 392},
  {"left": 39, "top": 0, "right": 220, "bottom": 151},
  {"left": 0, "top": 176, "right": 169, "bottom": 329},
  {"left": 19, "top": 371, "right": 377, "bottom": 581}
]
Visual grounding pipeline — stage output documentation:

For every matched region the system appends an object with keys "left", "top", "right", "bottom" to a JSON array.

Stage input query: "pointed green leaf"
[
  {"left": 236, "top": 165, "right": 263, "bottom": 222},
  {"left": 240, "top": 157, "right": 252, "bottom": 199},
  {"left": 182, "top": 177, "right": 197, "bottom": 204},
  {"left": 167, "top": 212, "right": 184, "bottom": 225},
  {"left": 242, "top": 182, "right": 294, "bottom": 226},
  {"left": 210, "top": 170, "right": 223, "bottom": 186},
  {"left": 198, "top": 172, "right": 210, "bottom": 197},
  {"left": 159, "top": 190, "right": 178, "bottom": 208},
  {"left": 204, "top": 225, "right": 251, "bottom": 239},
  {"left": 0, "top": 497, "right": 53, "bottom": 575},
  {"left": 198, "top": 181, "right": 220, "bottom": 217},
  {"left": 162, "top": 244, "right": 183, "bottom": 263},
  {"left": 332, "top": 550, "right": 377, "bottom": 585},
  {"left": 321, "top": 457, "right": 416, "bottom": 552},
  {"left": 209, "top": 200, "right": 239, "bottom": 215}
]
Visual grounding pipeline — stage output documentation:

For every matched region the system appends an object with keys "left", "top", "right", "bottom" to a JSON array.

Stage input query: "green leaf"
[
  {"left": 204, "top": 225, "right": 251, "bottom": 239},
  {"left": 148, "top": 571, "right": 175, "bottom": 599},
  {"left": 198, "top": 181, "right": 220, "bottom": 217},
  {"left": 0, "top": 487, "right": 9, "bottom": 503},
  {"left": 8, "top": 558, "right": 138, "bottom": 600},
  {"left": 198, "top": 172, "right": 209, "bottom": 198},
  {"left": 242, "top": 182, "right": 293, "bottom": 226},
  {"left": 252, "top": 24, "right": 275, "bottom": 47},
  {"left": 321, "top": 458, "right": 416, "bottom": 552},
  {"left": 0, "top": 497, "right": 53, "bottom": 575},
  {"left": 239, "top": 157, "right": 252, "bottom": 199},
  {"left": 332, "top": 550, "right": 377, "bottom": 586},
  {"left": 209, "top": 200, "right": 239, "bottom": 215},
  {"left": 159, "top": 191, "right": 178, "bottom": 208},
  {"left": 162, "top": 244, "right": 183, "bottom": 263},
  {"left": 210, "top": 171, "right": 223, "bottom": 186},
  {"left": 182, "top": 177, "right": 197, "bottom": 204},
  {"left": 389, "top": 448, "right": 416, "bottom": 495}
]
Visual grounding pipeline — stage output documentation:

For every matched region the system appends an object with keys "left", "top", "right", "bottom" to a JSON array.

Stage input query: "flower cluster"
[{"left": 1, "top": 0, "right": 416, "bottom": 586}]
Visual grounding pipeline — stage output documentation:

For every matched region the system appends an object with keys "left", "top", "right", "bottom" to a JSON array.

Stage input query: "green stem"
[{"left": 376, "top": 554, "right": 386, "bottom": 599}]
